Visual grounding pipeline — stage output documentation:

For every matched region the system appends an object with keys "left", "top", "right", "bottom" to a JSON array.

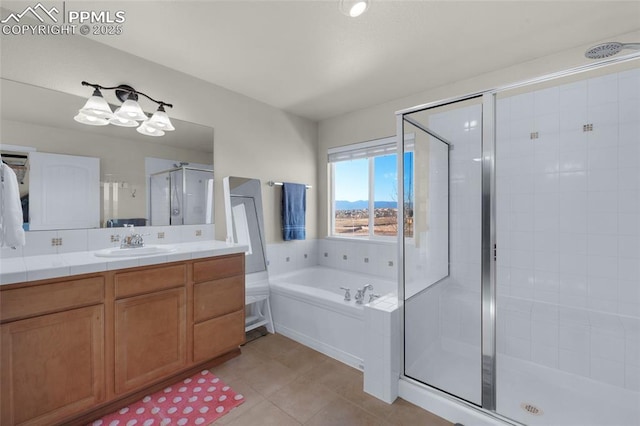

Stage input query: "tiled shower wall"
[{"left": 496, "top": 68, "right": 640, "bottom": 390}]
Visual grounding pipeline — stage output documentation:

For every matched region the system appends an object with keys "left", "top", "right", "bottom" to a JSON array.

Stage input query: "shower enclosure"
[
  {"left": 149, "top": 166, "right": 214, "bottom": 226},
  {"left": 399, "top": 59, "right": 639, "bottom": 425}
]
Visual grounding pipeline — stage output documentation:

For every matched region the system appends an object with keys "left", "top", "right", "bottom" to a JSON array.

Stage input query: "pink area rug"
[{"left": 90, "top": 370, "right": 244, "bottom": 426}]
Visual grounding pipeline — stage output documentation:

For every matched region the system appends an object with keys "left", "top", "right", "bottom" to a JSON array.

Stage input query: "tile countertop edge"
[{"left": 0, "top": 241, "right": 248, "bottom": 286}]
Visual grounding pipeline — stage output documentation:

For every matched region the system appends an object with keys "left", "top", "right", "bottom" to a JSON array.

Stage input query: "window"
[{"left": 329, "top": 137, "right": 414, "bottom": 239}]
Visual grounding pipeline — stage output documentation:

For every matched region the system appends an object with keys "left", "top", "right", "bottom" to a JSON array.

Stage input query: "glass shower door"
[
  {"left": 400, "top": 60, "right": 638, "bottom": 425},
  {"left": 401, "top": 96, "right": 485, "bottom": 406}
]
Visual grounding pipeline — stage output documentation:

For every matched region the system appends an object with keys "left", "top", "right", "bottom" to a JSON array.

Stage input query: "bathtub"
[{"left": 269, "top": 266, "right": 397, "bottom": 369}]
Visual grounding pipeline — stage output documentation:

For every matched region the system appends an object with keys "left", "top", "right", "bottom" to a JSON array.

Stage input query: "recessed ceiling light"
[{"left": 339, "top": 0, "right": 370, "bottom": 18}]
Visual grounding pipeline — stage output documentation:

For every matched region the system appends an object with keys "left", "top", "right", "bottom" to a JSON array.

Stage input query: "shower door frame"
[
  {"left": 149, "top": 165, "right": 214, "bottom": 226},
  {"left": 396, "top": 52, "right": 640, "bottom": 419},
  {"left": 397, "top": 92, "right": 496, "bottom": 410}
]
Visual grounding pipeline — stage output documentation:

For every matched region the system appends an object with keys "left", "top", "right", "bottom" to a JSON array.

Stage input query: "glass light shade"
[
  {"left": 146, "top": 109, "right": 175, "bottom": 131},
  {"left": 136, "top": 121, "right": 165, "bottom": 137},
  {"left": 79, "top": 94, "right": 114, "bottom": 119},
  {"left": 115, "top": 99, "right": 147, "bottom": 121},
  {"left": 339, "top": 0, "right": 369, "bottom": 17},
  {"left": 109, "top": 108, "right": 139, "bottom": 127},
  {"left": 74, "top": 112, "right": 109, "bottom": 126}
]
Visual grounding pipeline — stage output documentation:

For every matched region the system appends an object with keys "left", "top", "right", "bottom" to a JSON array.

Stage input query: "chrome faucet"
[
  {"left": 120, "top": 224, "right": 146, "bottom": 248},
  {"left": 121, "top": 234, "right": 145, "bottom": 248},
  {"left": 355, "top": 284, "right": 374, "bottom": 304}
]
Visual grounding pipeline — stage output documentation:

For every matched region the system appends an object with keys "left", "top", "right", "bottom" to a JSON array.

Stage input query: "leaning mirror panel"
[{"left": 222, "top": 176, "right": 267, "bottom": 275}]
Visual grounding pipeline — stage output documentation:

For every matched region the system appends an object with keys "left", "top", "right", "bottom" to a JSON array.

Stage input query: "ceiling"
[{"left": 10, "top": 1, "right": 640, "bottom": 121}]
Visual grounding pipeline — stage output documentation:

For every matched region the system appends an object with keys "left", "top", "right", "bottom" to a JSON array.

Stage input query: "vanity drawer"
[
  {"left": 115, "top": 264, "right": 187, "bottom": 299},
  {"left": 194, "top": 276, "right": 244, "bottom": 323},
  {"left": 193, "top": 310, "right": 244, "bottom": 363},
  {"left": 193, "top": 254, "right": 244, "bottom": 283},
  {"left": 0, "top": 276, "right": 104, "bottom": 323}
]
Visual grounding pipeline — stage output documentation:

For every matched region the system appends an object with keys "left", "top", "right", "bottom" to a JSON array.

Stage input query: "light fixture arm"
[{"left": 81, "top": 81, "right": 173, "bottom": 109}]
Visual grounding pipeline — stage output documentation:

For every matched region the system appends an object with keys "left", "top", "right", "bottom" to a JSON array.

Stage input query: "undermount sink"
[{"left": 94, "top": 245, "right": 177, "bottom": 258}]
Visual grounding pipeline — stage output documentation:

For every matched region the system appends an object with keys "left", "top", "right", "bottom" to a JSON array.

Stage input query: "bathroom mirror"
[
  {"left": 0, "top": 78, "right": 214, "bottom": 229},
  {"left": 223, "top": 177, "right": 267, "bottom": 274}
]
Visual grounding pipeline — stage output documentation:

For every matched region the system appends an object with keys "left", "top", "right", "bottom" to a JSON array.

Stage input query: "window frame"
[{"left": 328, "top": 135, "right": 414, "bottom": 241}]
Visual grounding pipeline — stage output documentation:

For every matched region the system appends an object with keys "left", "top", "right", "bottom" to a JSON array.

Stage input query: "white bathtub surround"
[
  {"left": 318, "top": 238, "right": 397, "bottom": 280},
  {"left": 269, "top": 266, "right": 396, "bottom": 370},
  {"left": 267, "top": 238, "right": 403, "bottom": 402},
  {"left": 266, "top": 237, "right": 398, "bottom": 279},
  {"left": 363, "top": 294, "right": 400, "bottom": 404},
  {"left": 266, "top": 239, "right": 318, "bottom": 276}
]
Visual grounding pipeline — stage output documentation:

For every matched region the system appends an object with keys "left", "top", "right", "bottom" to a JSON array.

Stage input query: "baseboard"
[{"left": 274, "top": 322, "right": 364, "bottom": 371}]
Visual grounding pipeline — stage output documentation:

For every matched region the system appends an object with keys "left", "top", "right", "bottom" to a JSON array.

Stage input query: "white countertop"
[{"left": 0, "top": 241, "right": 248, "bottom": 286}]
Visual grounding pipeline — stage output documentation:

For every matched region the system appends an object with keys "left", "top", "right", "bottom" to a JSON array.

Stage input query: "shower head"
[
  {"left": 173, "top": 161, "right": 189, "bottom": 168},
  {"left": 585, "top": 42, "right": 640, "bottom": 59}
]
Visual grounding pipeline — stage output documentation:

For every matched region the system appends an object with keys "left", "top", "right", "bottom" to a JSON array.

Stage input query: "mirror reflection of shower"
[
  {"left": 170, "top": 162, "right": 189, "bottom": 217},
  {"left": 150, "top": 164, "right": 214, "bottom": 225}
]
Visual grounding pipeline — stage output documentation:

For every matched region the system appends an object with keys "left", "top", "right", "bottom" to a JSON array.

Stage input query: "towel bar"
[{"left": 267, "top": 180, "right": 311, "bottom": 189}]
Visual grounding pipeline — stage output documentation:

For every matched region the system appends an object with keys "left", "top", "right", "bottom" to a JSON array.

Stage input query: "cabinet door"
[
  {"left": 114, "top": 288, "right": 186, "bottom": 394},
  {"left": 0, "top": 305, "right": 105, "bottom": 426},
  {"left": 28, "top": 152, "right": 100, "bottom": 230}
]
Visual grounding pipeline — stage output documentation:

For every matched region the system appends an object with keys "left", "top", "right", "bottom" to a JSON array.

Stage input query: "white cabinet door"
[{"left": 29, "top": 152, "right": 100, "bottom": 230}]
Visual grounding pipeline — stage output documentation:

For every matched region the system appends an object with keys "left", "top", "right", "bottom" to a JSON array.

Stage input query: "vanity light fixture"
[
  {"left": 75, "top": 81, "right": 174, "bottom": 137},
  {"left": 339, "top": 0, "right": 370, "bottom": 17}
]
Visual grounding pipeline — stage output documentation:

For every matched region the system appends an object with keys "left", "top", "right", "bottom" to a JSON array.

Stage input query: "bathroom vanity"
[{"left": 0, "top": 246, "right": 246, "bottom": 426}]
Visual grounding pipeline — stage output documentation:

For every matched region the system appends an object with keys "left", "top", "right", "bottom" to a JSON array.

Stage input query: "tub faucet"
[
  {"left": 340, "top": 287, "right": 351, "bottom": 302},
  {"left": 355, "top": 284, "right": 374, "bottom": 304}
]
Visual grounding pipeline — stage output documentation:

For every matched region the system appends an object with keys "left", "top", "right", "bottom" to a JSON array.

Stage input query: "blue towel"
[{"left": 282, "top": 182, "right": 306, "bottom": 241}]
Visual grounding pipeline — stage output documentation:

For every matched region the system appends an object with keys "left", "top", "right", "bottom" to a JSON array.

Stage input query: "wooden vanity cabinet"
[
  {"left": 0, "top": 253, "right": 246, "bottom": 426},
  {"left": 113, "top": 264, "right": 188, "bottom": 394},
  {"left": 192, "top": 255, "right": 246, "bottom": 363},
  {"left": 0, "top": 277, "right": 105, "bottom": 426}
]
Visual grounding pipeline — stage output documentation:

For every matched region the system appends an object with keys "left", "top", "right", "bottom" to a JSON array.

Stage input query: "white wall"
[
  {"left": 317, "top": 29, "right": 640, "bottom": 237},
  {"left": 0, "top": 25, "right": 317, "bottom": 243}
]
